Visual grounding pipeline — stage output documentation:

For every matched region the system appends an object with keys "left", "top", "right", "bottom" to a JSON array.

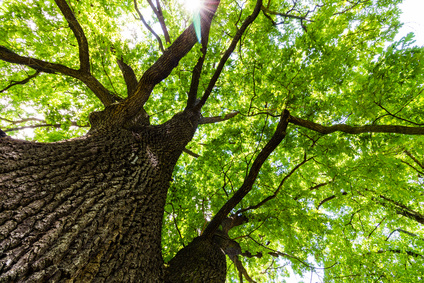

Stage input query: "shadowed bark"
[{"left": 0, "top": 110, "right": 200, "bottom": 282}]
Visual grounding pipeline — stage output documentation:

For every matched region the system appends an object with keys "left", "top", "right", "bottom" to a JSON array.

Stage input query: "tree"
[{"left": 1, "top": 0, "right": 423, "bottom": 281}]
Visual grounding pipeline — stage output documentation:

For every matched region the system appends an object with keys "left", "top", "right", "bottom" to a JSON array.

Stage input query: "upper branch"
[
  {"left": 196, "top": 0, "right": 264, "bottom": 110},
  {"left": 199, "top": 111, "right": 240, "bottom": 124},
  {"left": 289, "top": 115, "right": 424, "bottom": 135},
  {"left": 147, "top": 0, "right": 170, "bottom": 43},
  {"left": 0, "top": 46, "right": 117, "bottom": 106},
  {"left": 117, "top": 0, "right": 221, "bottom": 122},
  {"left": 0, "top": 70, "right": 40, "bottom": 93},
  {"left": 202, "top": 109, "right": 290, "bottom": 237},
  {"left": 134, "top": 0, "right": 165, "bottom": 52},
  {"left": 117, "top": 57, "right": 138, "bottom": 97},
  {"left": 54, "top": 0, "right": 90, "bottom": 73},
  {"left": 237, "top": 154, "right": 312, "bottom": 214}
]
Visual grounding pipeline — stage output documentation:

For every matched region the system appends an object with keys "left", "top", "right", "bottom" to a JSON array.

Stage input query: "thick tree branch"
[
  {"left": 0, "top": 71, "right": 40, "bottom": 93},
  {"left": 196, "top": 0, "right": 264, "bottom": 110},
  {"left": 117, "top": 0, "right": 221, "bottom": 123},
  {"left": 203, "top": 109, "right": 290, "bottom": 237},
  {"left": 117, "top": 57, "right": 138, "bottom": 97},
  {"left": 54, "top": 0, "right": 90, "bottom": 73},
  {"left": 199, "top": 111, "right": 240, "bottom": 124},
  {"left": 186, "top": 43, "right": 209, "bottom": 109},
  {"left": 289, "top": 115, "right": 424, "bottom": 135},
  {"left": 134, "top": 0, "right": 165, "bottom": 52},
  {"left": 0, "top": 46, "right": 117, "bottom": 106}
]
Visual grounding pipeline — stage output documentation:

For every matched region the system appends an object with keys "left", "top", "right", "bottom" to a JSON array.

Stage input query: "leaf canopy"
[{"left": 1, "top": 0, "right": 423, "bottom": 281}]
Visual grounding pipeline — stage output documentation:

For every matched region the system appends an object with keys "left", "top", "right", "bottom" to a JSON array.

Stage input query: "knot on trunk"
[{"left": 88, "top": 103, "right": 150, "bottom": 134}]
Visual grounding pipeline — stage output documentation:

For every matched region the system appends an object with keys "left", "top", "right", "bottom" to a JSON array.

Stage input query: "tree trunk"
[{"left": 0, "top": 110, "right": 208, "bottom": 282}]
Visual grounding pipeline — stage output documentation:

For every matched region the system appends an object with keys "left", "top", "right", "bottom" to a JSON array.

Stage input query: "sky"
[{"left": 395, "top": 0, "right": 424, "bottom": 46}]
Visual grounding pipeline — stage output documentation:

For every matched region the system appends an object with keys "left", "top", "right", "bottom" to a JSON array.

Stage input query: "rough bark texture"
[
  {"left": 0, "top": 110, "right": 200, "bottom": 282},
  {"left": 164, "top": 235, "right": 226, "bottom": 283}
]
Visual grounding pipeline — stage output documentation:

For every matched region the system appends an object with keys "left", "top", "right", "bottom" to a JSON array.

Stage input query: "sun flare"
[{"left": 182, "top": 0, "right": 203, "bottom": 14}]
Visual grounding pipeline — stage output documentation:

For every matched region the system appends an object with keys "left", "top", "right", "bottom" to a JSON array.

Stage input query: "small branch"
[
  {"left": 134, "top": 0, "right": 165, "bottom": 52},
  {"left": 367, "top": 216, "right": 386, "bottom": 238},
  {"left": 182, "top": 148, "right": 200, "bottom": 158},
  {"left": 0, "top": 117, "right": 44, "bottom": 124},
  {"left": 404, "top": 150, "right": 424, "bottom": 169},
  {"left": 147, "top": 0, "right": 170, "bottom": 43},
  {"left": 269, "top": 251, "right": 338, "bottom": 270},
  {"left": 199, "top": 111, "right": 240, "bottom": 124},
  {"left": 317, "top": 191, "right": 348, "bottom": 209},
  {"left": 170, "top": 203, "right": 186, "bottom": 248},
  {"left": 289, "top": 114, "right": 424, "bottom": 135},
  {"left": 261, "top": 5, "right": 308, "bottom": 21},
  {"left": 385, "top": 228, "right": 419, "bottom": 241},
  {"left": 370, "top": 191, "right": 424, "bottom": 225},
  {"left": 185, "top": 10, "right": 211, "bottom": 109},
  {"left": 375, "top": 103, "right": 424, "bottom": 126},
  {"left": 333, "top": 0, "right": 366, "bottom": 16},
  {"left": 54, "top": 0, "right": 90, "bottom": 72},
  {"left": 238, "top": 154, "right": 312, "bottom": 214},
  {"left": 0, "top": 71, "right": 40, "bottom": 93},
  {"left": 377, "top": 249, "right": 423, "bottom": 258},
  {"left": 400, "top": 160, "right": 424, "bottom": 175}
]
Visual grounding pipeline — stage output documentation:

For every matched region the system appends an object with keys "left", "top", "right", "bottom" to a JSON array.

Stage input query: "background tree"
[{"left": 1, "top": 0, "right": 423, "bottom": 281}]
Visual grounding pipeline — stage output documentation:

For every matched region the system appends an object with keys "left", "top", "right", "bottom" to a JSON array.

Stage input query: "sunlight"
[{"left": 181, "top": 0, "right": 203, "bottom": 14}]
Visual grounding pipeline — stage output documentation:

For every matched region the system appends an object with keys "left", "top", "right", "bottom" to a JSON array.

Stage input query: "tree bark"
[{"left": 0, "top": 110, "right": 201, "bottom": 282}]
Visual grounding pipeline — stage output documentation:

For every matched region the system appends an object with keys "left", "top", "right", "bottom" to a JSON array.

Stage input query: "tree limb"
[
  {"left": 147, "top": 0, "right": 170, "bottom": 43},
  {"left": 117, "top": 57, "right": 138, "bottom": 97},
  {"left": 317, "top": 191, "right": 348, "bottom": 209},
  {"left": 238, "top": 154, "right": 312, "bottom": 214},
  {"left": 385, "top": 228, "right": 420, "bottom": 241},
  {"left": 54, "top": 0, "right": 90, "bottom": 73},
  {"left": 0, "top": 71, "right": 40, "bottom": 93},
  {"left": 183, "top": 147, "right": 200, "bottom": 158},
  {"left": 117, "top": 0, "right": 221, "bottom": 123},
  {"left": 0, "top": 46, "right": 117, "bottom": 106},
  {"left": 202, "top": 109, "right": 290, "bottom": 237},
  {"left": 196, "top": 0, "right": 264, "bottom": 110},
  {"left": 134, "top": 0, "right": 165, "bottom": 52},
  {"left": 199, "top": 111, "right": 240, "bottom": 124},
  {"left": 228, "top": 255, "right": 257, "bottom": 283},
  {"left": 289, "top": 114, "right": 424, "bottom": 135},
  {"left": 404, "top": 150, "right": 424, "bottom": 169}
]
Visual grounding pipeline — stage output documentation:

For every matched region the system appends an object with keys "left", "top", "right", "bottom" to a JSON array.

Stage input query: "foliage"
[{"left": 1, "top": 0, "right": 423, "bottom": 281}]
